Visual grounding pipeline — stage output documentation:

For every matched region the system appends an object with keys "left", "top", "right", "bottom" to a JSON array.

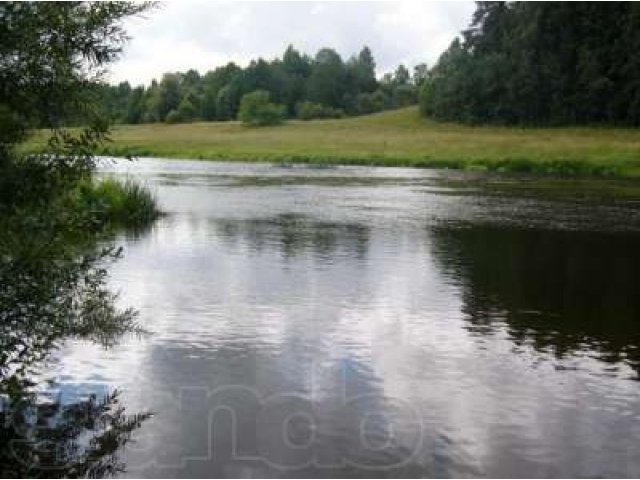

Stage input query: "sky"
[{"left": 108, "top": 0, "right": 475, "bottom": 87}]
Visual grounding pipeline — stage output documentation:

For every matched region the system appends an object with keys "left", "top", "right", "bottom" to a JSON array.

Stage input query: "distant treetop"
[{"left": 96, "top": 45, "right": 422, "bottom": 125}]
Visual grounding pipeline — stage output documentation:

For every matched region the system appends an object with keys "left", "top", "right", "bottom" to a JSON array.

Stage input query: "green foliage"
[
  {"left": 176, "top": 95, "right": 198, "bottom": 122},
  {"left": 0, "top": 178, "right": 153, "bottom": 475},
  {"left": 281, "top": 45, "right": 312, "bottom": 115},
  {"left": 165, "top": 109, "right": 181, "bottom": 124},
  {"left": 1, "top": 4, "right": 155, "bottom": 474},
  {"left": 0, "top": 0, "right": 160, "bottom": 229},
  {"left": 95, "top": 45, "right": 420, "bottom": 125},
  {"left": 69, "top": 177, "right": 160, "bottom": 228},
  {"left": 392, "top": 84, "right": 417, "bottom": 108},
  {"left": 307, "top": 48, "right": 348, "bottom": 109},
  {"left": 215, "top": 84, "right": 239, "bottom": 120},
  {"left": 421, "top": 2, "right": 640, "bottom": 125},
  {"left": 353, "top": 90, "right": 389, "bottom": 115},
  {"left": 0, "top": 1, "right": 149, "bottom": 153},
  {"left": 237, "top": 90, "right": 286, "bottom": 126},
  {"left": 393, "top": 64, "right": 411, "bottom": 86},
  {"left": 413, "top": 63, "right": 429, "bottom": 87},
  {"left": 0, "top": 0, "right": 156, "bottom": 373},
  {"left": 418, "top": 80, "right": 432, "bottom": 117},
  {"left": 125, "top": 86, "right": 146, "bottom": 124},
  {"left": 355, "top": 47, "right": 377, "bottom": 92},
  {"left": 296, "top": 101, "right": 344, "bottom": 120}
]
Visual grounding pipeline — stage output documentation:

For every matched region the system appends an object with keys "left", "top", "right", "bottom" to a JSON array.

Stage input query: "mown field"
[{"left": 28, "top": 107, "right": 640, "bottom": 177}]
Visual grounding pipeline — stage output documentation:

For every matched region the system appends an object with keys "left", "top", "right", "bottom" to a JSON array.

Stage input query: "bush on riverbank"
[{"left": 0, "top": 152, "right": 160, "bottom": 232}]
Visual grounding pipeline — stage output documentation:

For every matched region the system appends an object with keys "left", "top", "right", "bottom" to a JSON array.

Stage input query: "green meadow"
[{"left": 29, "top": 107, "right": 640, "bottom": 177}]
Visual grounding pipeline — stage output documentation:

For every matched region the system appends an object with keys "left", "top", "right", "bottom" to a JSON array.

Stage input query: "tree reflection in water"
[
  {"left": 0, "top": 204, "right": 151, "bottom": 477},
  {"left": 430, "top": 224, "right": 640, "bottom": 378}
]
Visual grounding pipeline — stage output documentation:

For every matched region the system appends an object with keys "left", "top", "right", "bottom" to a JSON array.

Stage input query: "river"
[{"left": 47, "top": 158, "right": 640, "bottom": 477}]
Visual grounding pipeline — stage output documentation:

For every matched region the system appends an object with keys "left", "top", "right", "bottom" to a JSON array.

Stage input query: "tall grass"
[{"left": 69, "top": 177, "right": 160, "bottom": 229}]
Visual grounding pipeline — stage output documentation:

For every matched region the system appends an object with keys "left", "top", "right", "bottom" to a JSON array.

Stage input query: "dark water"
[{"left": 50, "top": 159, "right": 640, "bottom": 477}]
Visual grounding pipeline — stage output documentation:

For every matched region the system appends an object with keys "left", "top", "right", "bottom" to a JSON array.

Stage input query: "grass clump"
[{"left": 69, "top": 177, "right": 160, "bottom": 229}]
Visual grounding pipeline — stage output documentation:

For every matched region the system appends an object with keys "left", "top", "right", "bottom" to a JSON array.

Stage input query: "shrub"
[
  {"left": 237, "top": 90, "right": 286, "bottom": 126},
  {"left": 176, "top": 96, "right": 198, "bottom": 122},
  {"left": 353, "top": 90, "right": 390, "bottom": 115},
  {"left": 296, "top": 101, "right": 344, "bottom": 120},
  {"left": 165, "top": 109, "right": 182, "bottom": 124}
]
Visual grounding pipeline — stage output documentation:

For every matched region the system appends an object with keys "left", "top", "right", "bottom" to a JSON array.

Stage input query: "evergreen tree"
[{"left": 421, "top": 1, "right": 640, "bottom": 125}]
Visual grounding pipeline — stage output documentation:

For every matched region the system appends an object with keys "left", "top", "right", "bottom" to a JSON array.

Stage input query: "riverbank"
[{"left": 29, "top": 107, "right": 640, "bottom": 177}]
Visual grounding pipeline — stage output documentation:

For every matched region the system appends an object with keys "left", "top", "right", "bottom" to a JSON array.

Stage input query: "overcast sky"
[{"left": 108, "top": 1, "right": 475, "bottom": 86}]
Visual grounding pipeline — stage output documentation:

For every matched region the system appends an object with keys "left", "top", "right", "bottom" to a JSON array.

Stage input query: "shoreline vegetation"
[
  {"left": 1, "top": 4, "right": 160, "bottom": 475},
  {"left": 70, "top": 177, "right": 161, "bottom": 230},
  {"left": 28, "top": 107, "right": 640, "bottom": 178}
]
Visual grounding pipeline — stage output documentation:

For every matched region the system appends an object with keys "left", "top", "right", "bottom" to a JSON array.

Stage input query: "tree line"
[
  {"left": 98, "top": 46, "right": 427, "bottom": 124},
  {"left": 420, "top": 1, "right": 640, "bottom": 126}
]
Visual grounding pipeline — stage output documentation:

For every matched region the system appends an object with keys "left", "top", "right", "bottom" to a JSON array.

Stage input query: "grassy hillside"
[{"left": 29, "top": 107, "right": 640, "bottom": 176}]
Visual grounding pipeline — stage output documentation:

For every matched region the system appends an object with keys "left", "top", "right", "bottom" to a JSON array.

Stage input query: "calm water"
[{"left": 50, "top": 159, "right": 640, "bottom": 477}]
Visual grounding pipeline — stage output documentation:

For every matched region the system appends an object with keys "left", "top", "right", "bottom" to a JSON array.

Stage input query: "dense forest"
[
  {"left": 98, "top": 46, "right": 426, "bottom": 124},
  {"left": 420, "top": 2, "right": 640, "bottom": 125}
]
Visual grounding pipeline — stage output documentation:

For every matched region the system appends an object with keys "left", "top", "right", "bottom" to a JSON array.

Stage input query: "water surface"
[{"left": 52, "top": 159, "right": 640, "bottom": 477}]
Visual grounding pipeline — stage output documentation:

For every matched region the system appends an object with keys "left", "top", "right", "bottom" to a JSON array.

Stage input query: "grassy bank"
[{"left": 29, "top": 107, "right": 640, "bottom": 177}]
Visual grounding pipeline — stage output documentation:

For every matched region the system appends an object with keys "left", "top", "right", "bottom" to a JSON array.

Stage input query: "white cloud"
[{"left": 108, "top": 0, "right": 475, "bottom": 86}]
